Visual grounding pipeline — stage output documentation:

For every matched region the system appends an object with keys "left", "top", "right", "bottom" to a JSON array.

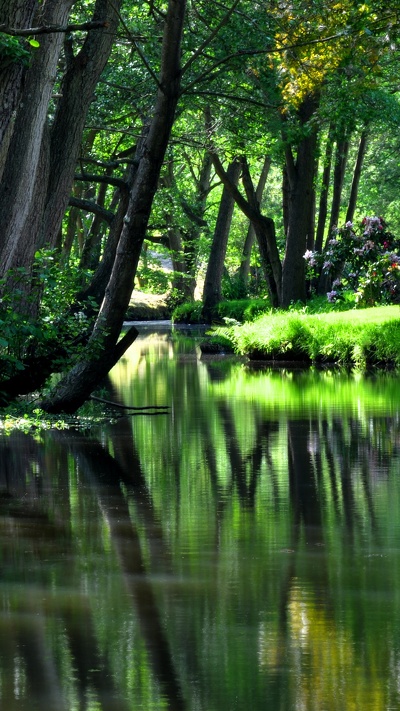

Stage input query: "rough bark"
[
  {"left": 0, "top": 0, "right": 37, "bottom": 183},
  {"left": 40, "top": 0, "right": 187, "bottom": 414},
  {"left": 0, "top": 0, "right": 74, "bottom": 276},
  {"left": 202, "top": 159, "right": 241, "bottom": 321},
  {"left": 346, "top": 129, "right": 368, "bottom": 225},
  {"left": 281, "top": 95, "right": 319, "bottom": 307},
  {"left": 38, "top": 0, "right": 123, "bottom": 250}
]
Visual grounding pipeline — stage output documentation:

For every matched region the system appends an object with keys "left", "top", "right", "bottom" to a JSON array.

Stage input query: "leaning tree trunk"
[
  {"left": 202, "top": 159, "right": 241, "bottom": 321},
  {"left": 37, "top": 0, "right": 123, "bottom": 251},
  {"left": 40, "top": 0, "right": 187, "bottom": 414},
  {"left": 281, "top": 95, "right": 319, "bottom": 307},
  {"left": 238, "top": 154, "right": 271, "bottom": 286}
]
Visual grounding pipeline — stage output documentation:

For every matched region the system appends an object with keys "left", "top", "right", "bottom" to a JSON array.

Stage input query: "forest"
[{"left": 1, "top": 0, "right": 400, "bottom": 413}]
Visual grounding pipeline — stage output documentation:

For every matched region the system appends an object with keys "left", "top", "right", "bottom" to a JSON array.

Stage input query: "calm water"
[{"left": 1, "top": 323, "right": 400, "bottom": 710}]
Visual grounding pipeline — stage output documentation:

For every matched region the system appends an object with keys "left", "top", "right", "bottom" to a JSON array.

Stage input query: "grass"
[{"left": 215, "top": 305, "right": 400, "bottom": 368}]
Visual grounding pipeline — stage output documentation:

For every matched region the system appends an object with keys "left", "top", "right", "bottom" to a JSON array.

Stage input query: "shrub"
[{"left": 304, "top": 216, "right": 400, "bottom": 306}]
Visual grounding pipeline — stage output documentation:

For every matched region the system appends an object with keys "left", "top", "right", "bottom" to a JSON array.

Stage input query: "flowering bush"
[{"left": 304, "top": 217, "right": 400, "bottom": 306}]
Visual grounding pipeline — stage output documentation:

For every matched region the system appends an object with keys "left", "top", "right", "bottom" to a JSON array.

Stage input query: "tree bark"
[
  {"left": 0, "top": 0, "right": 74, "bottom": 277},
  {"left": 38, "top": 0, "right": 123, "bottom": 251},
  {"left": 281, "top": 95, "right": 319, "bottom": 307},
  {"left": 202, "top": 159, "right": 241, "bottom": 321},
  {"left": 0, "top": 0, "right": 37, "bottom": 184},
  {"left": 40, "top": 0, "right": 187, "bottom": 414}
]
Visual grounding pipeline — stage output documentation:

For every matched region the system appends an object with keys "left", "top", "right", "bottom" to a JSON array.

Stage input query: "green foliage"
[
  {"left": 172, "top": 298, "right": 271, "bottom": 325},
  {"left": 172, "top": 301, "right": 203, "bottom": 324},
  {"left": 217, "top": 298, "right": 271, "bottom": 323},
  {"left": 0, "top": 250, "right": 95, "bottom": 381},
  {"left": 217, "top": 306, "right": 400, "bottom": 369},
  {"left": 0, "top": 34, "right": 31, "bottom": 67}
]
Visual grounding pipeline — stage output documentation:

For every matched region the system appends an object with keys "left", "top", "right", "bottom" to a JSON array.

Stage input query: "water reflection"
[{"left": 0, "top": 326, "right": 400, "bottom": 709}]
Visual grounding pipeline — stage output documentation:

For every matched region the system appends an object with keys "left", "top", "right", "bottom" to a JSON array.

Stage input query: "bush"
[
  {"left": 304, "top": 216, "right": 400, "bottom": 306},
  {"left": 172, "top": 301, "right": 203, "bottom": 324}
]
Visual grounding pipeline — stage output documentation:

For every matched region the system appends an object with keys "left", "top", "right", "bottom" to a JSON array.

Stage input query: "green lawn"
[{"left": 220, "top": 306, "right": 400, "bottom": 368}]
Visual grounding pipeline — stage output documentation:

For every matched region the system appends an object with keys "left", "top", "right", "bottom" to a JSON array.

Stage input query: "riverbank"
[{"left": 214, "top": 305, "right": 400, "bottom": 368}]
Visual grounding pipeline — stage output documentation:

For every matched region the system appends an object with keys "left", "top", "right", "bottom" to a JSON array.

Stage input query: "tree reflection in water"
[{"left": 0, "top": 331, "right": 399, "bottom": 709}]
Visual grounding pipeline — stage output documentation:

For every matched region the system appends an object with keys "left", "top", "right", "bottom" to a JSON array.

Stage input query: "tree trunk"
[
  {"left": 281, "top": 95, "right": 319, "bottom": 307},
  {"left": 0, "top": 0, "right": 74, "bottom": 277},
  {"left": 38, "top": 0, "right": 123, "bottom": 251},
  {"left": 315, "top": 125, "right": 334, "bottom": 253},
  {"left": 346, "top": 129, "right": 368, "bottom": 224},
  {"left": 40, "top": 0, "right": 187, "bottom": 414},
  {"left": 327, "top": 137, "right": 350, "bottom": 239},
  {"left": 209, "top": 149, "right": 282, "bottom": 305},
  {"left": 238, "top": 154, "right": 271, "bottom": 286},
  {"left": 0, "top": 0, "right": 37, "bottom": 184},
  {"left": 182, "top": 149, "right": 212, "bottom": 300},
  {"left": 202, "top": 159, "right": 241, "bottom": 321}
]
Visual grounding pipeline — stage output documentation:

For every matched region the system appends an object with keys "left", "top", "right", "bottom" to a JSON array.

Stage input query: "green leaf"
[{"left": 28, "top": 38, "right": 40, "bottom": 48}]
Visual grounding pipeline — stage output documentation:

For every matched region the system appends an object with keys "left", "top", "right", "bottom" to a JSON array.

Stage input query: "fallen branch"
[{"left": 90, "top": 395, "right": 170, "bottom": 410}]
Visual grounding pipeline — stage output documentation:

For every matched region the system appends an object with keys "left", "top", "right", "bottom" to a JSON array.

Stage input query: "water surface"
[{"left": 1, "top": 323, "right": 400, "bottom": 710}]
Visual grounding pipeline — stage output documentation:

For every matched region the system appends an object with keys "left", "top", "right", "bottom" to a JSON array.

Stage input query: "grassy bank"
[{"left": 215, "top": 306, "right": 400, "bottom": 368}]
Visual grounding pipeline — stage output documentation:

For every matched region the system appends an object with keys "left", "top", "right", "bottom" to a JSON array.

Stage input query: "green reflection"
[{"left": 0, "top": 328, "right": 399, "bottom": 709}]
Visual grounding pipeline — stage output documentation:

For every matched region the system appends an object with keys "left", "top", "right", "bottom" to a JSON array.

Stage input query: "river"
[{"left": 1, "top": 322, "right": 400, "bottom": 710}]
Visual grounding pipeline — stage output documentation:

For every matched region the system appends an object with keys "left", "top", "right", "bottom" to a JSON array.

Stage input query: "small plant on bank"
[{"left": 304, "top": 216, "right": 400, "bottom": 306}]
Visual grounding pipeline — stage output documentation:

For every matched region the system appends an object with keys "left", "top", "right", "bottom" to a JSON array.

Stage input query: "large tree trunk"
[
  {"left": 38, "top": 0, "right": 122, "bottom": 251},
  {"left": 0, "top": 0, "right": 121, "bottom": 285},
  {"left": 0, "top": 0, "right": 74, "bottom": 277},
  {"left": 202, "top": 159, "right": 241, "bottom": 321},
  {"left": 0, "top": 0, "right": 37, "bottom": 184},
  {"left": 281, "top": 95, "right": 319, "bottom": 307},
  {"left": 40, "top": 0, "right": 187, "bottom": 414},
  {"left": 346, "top": 129, "right": 368, "bottom": 224}
]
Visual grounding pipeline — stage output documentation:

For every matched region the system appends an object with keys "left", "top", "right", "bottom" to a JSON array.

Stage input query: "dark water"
[{"left": 1, "top": 323, "right": 400, "bottom": 710}]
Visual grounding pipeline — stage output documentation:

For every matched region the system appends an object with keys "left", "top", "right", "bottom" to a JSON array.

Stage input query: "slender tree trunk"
[
  {"left": 315, "top": 125, "right": 334, "bottom": 253},
  {"left": 327, "top": 137, "right": 350, "bottom": 239},
  {"left": 346, "top": 129, "right": 368, "bottom": 224},
  {"left": 281, "top": 95, "right": 319, "bottom": 307},
  {"left": 41, "top": 0, "right": 187, "bottom": 414},
  {"left": 202, "top": 159, "right": 241, "bottom": 321},
  {"left": 182, "top": 149, "right": 212, "bottom": 299},
  {"left": 238, "top": 154, "right": 271, "bottom": 285}
]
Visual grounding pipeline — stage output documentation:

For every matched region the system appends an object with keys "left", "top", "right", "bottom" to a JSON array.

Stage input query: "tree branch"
[
  {"left": 0, "top": 21, "right": 107, "bottom": 36},
  {"left": 74, "top": 173, "right": 129, "bottom": 190},
  {"left": 68, "top": 197, "right": 115, "bottom": 224}
]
